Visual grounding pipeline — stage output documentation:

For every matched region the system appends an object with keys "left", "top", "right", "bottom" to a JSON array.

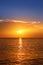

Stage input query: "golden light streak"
[
  {"left": 19, "top": 38, "right": 22, "bottom": 45},
  {"left": 17, "top": 38, "right": 23, "bottom": 61}
]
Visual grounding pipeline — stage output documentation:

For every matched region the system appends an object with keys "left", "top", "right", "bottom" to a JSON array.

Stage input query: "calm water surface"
[{"left": 0, "top": 38, "right": 43, "bottom": 65}]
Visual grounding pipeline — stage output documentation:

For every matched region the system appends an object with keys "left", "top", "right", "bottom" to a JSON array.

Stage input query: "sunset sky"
[
  {"left": 0, "top": 20, "right": 43, "bottom": 38},
  {"left": 0, "top": 0, "right": 43, "bottom": 38}
]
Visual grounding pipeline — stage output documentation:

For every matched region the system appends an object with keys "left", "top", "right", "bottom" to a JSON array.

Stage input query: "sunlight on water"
[
  {"left": 19, "top": 38, "right": 22, "bottom": 47},
  {"left": 0, "top": 39, "right": 43, "bottom": 65},
  {"left": 17, "top": 38, "right": 26, "bottom": 61},
  {"left": 17, "top": 38, "right": 23, "bottom": 61}
]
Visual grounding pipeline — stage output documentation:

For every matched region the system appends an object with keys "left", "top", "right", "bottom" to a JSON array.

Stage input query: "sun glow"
[{"left": 18, "top": 30, "right": 23, "bottom": 34}]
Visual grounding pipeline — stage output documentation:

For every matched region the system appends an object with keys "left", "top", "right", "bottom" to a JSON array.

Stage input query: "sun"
[{"left": 18, "top": 30, "right": 23, "bottom": 34}]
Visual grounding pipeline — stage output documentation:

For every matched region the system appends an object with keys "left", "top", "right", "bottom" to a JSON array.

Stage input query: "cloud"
[
  {"left": 0, "top": 19, "right": 41, "bottom": 24},
  {"left": 0, "top": 20, "right": 4, "bottom": 22},
  {"left": 10, "top": 20, "right": 27, "bottom": 23},
  {"left": 0, "top": 19, "right": 26, "bottom": 23},
  {"left": 31, "top": 21, "right": 40, "bottom": 24}
]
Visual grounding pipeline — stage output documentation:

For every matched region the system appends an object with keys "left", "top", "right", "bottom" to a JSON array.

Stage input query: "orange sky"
[{"left": 0, "top": 20, "right": 43, "bottom": 38}]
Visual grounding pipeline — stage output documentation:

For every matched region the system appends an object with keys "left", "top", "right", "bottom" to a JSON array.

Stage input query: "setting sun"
[{"left": 18, "top": 30, "right": 23, "bottom": 34}]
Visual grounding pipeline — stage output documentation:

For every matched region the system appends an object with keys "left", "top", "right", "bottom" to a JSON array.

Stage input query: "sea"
[{"left": 0, "top": 38, "right": 43, "bottom": 65}]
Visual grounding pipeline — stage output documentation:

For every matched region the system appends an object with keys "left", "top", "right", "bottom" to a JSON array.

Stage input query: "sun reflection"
[
  {"left": 19, "top": 38, "right": 22, "bottom": 45},
  {"left": 19, "top": 38, "right": 22, "bottom": 49},
  {"left": 17, "top": 38, "right": 23, "bottom": 60}
]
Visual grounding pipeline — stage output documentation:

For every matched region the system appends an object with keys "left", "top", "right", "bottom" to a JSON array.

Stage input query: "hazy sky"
[{"left": 0, "top": 0, "right": 43, "bottom": 21}]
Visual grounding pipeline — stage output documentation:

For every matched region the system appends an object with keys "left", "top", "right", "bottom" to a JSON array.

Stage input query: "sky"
[
  {"left": 0, "top": 0, "right": 43, "bottom": 38},
  {"left": 0, "top": 0, "right": 43, "bottom": 21}
]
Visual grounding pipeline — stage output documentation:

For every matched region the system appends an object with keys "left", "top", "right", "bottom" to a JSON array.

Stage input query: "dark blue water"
[{"left": 0, "top": 38, "right": 43, "bottom": 65}]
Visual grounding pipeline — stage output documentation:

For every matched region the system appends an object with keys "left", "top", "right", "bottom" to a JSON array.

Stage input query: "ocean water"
[{"left": 0, "top": 38, "right": 43, "bottom": 65}]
